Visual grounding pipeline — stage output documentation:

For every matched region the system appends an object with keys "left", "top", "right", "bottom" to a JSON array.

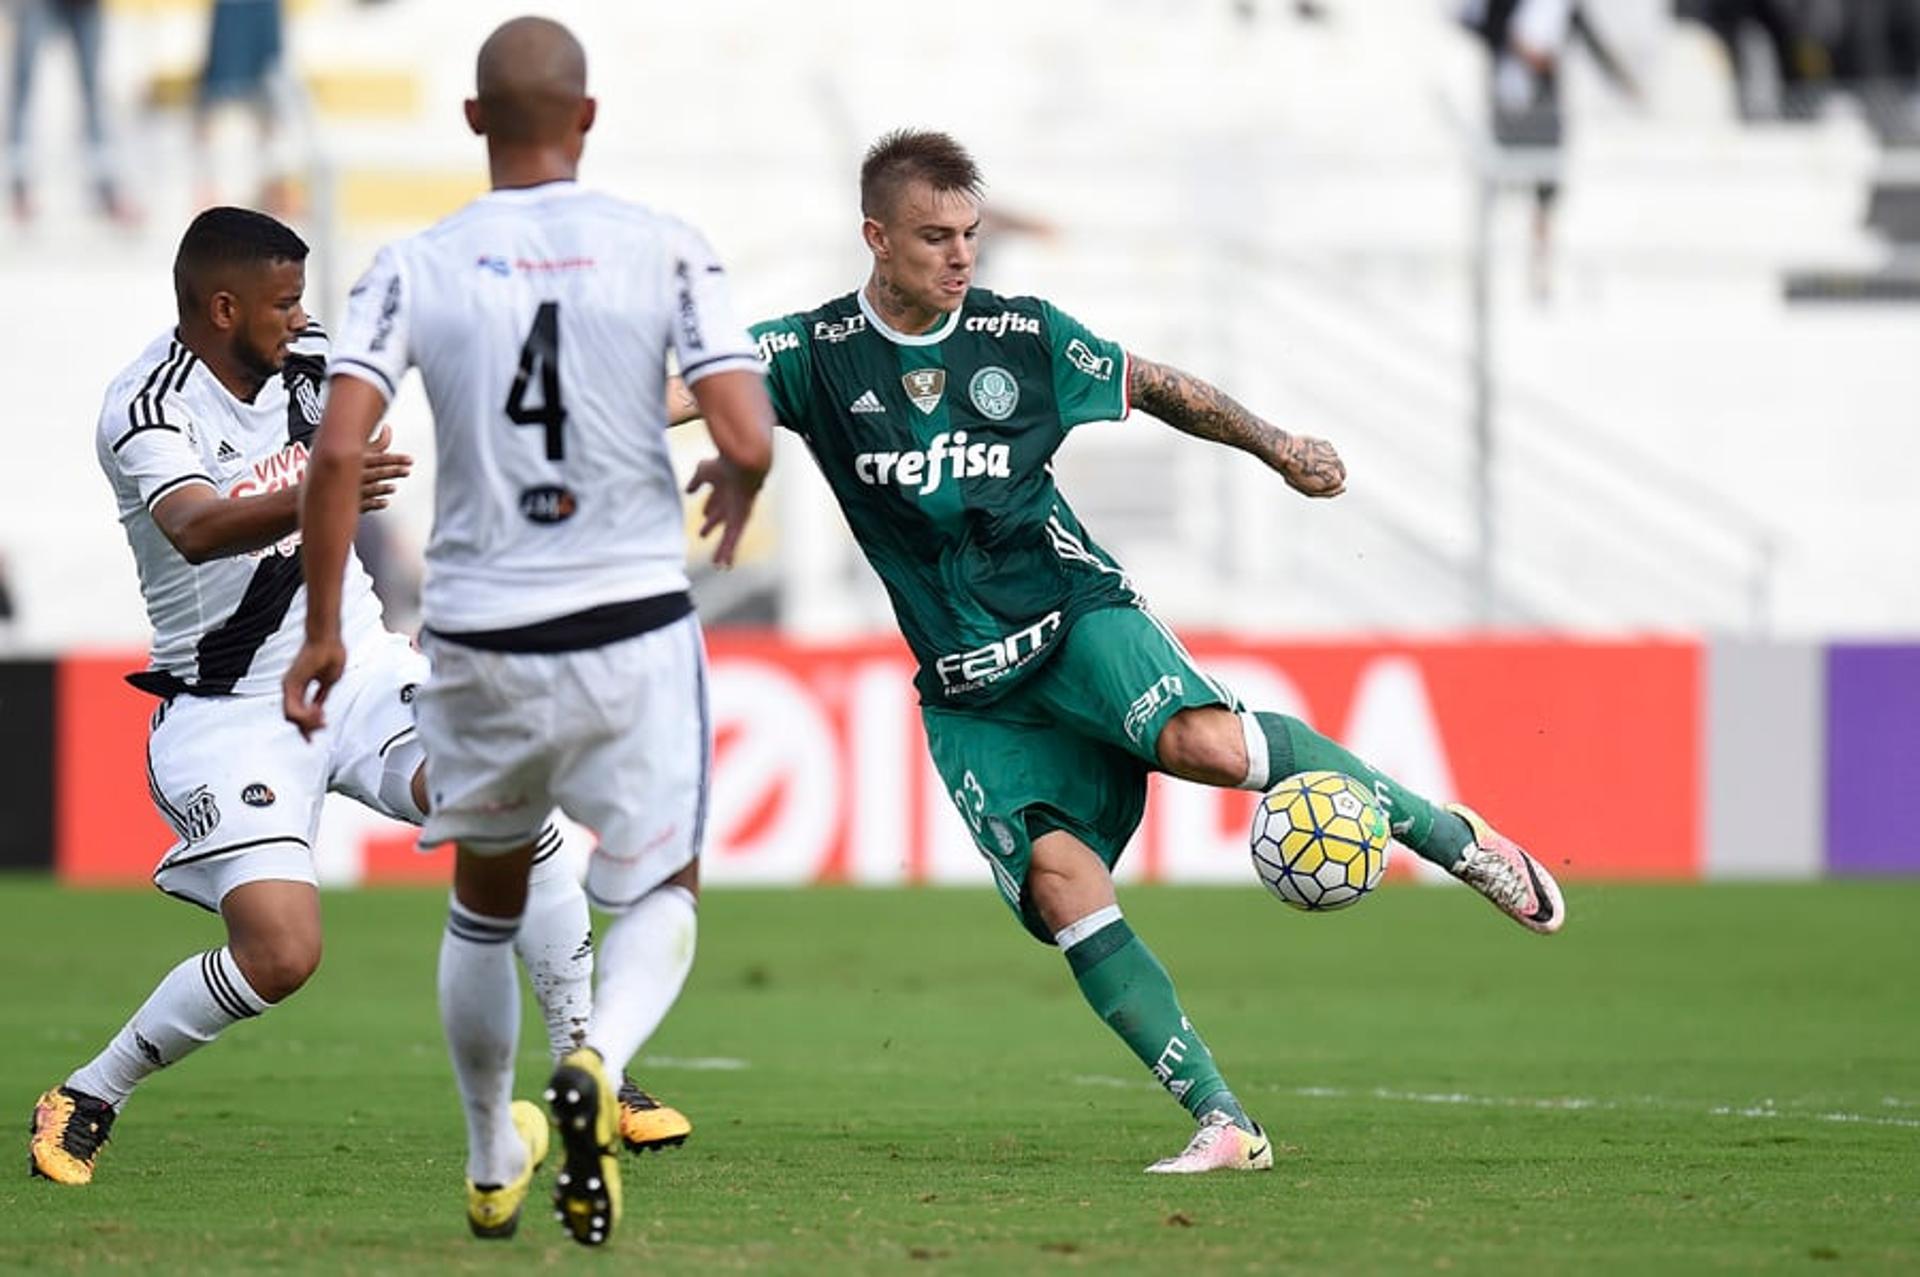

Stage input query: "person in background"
[
  {"left": 5, "top": 0, "right": 138, "bottom": 224},
  {"left": 1679, "top": 0, "right": 1819, "bottom": 120},
  {"left": 1461, "top": 0, "right": 1639, "bottom": 301},
  {"left": 194, "top": 0, "right": 299, "bottom": 218}
]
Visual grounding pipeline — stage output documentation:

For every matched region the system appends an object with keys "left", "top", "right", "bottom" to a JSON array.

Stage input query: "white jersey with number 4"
[{"left": 329, "top": 180, "right": 762, "bottom": 635}]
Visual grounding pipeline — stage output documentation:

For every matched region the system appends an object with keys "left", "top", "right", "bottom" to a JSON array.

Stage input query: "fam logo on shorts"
[
  {"left": 241, "top": 783, "right": 276, "bottom": 808},
  {"left": 1123, "top": 675, "right": 1186, "bottom": 745},
  {"left": 984, "top": 816, "right": 1020, "bottom": 858},
  {"left": 181, "top": 786, "right": 221, "bottom": 842},
  {"left": 968, "top": 366, "right": 1019, "bottom": 420}
]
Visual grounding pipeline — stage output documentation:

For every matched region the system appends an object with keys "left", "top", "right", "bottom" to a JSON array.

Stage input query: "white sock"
[
  {"left": 67, "top": 948, "right": 272, "bottom": 1109},
  {"left": 439, "top": 900, "right": 525, "bottom": 1187},
  {"left": 517, "top": 824, "right": 594, "bottom": 1061},
  {"left": 585, "top": 885, "right": 697, "bottom": 1081},
  {"left": 1237, "top": 711, "right": 1272, "bottom": 791}
]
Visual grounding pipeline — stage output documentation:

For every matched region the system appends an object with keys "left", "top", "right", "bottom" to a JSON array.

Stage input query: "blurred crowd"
[
  {"left": 1677, "top": 0, "right": 1920, "bottom": 127},
  {"left": 5, "top": 0, "right": 293, "bottom": 228}
]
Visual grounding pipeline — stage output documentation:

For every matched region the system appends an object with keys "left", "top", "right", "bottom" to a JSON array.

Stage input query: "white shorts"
[
  {"left": 417, "top": 615, "right": 709, "bottom": 910},
  {"left": 148, "top": 633, "right": 429, "bottom": 911}
]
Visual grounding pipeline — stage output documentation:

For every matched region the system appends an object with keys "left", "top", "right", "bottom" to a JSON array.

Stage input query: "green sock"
[
  {"left": 1252, "top": 711, "right": 1474, "bottom": 870},
  {"left": 1064, "top": 916, "right": 1234, "bottom": 1120}
]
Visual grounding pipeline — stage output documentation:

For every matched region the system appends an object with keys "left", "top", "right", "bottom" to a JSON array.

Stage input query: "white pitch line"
[
  {"left": 636, "top": 1056, "right": 750, "bottom": 1071},
  {"left": 1068, "top": 1076, "right": 1920, "bottom": 1130}
]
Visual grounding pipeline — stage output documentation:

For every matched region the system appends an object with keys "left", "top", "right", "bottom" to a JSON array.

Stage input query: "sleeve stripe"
[
  {"left": 144, "top": 473, "right": 216, "bottom": 508},
  {"left": 1120, "top": 349, "right": 1132, "bottom": 419},
  {"left": 132, "top": 344, "right": 178, "bottom": 403},
  {"left": 680, "top": 352, "right": 763, "bottom": 383},
  {"left": 127, "top": 342, "right": 190, "bottom": 436},
  {"left": 111, "top": 422, "right": 182, "bottom": 452},
  {"left": 170, "top": 353, "right": 198, "bottom": 393},
  {"left": 329, "top": 357, "right": 396, "bottom": 399}
]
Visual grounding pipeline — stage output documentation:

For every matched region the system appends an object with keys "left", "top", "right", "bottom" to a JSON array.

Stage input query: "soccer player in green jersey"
[{"left": 681, "top": 130, "right": 1567, "bottom": 1174}]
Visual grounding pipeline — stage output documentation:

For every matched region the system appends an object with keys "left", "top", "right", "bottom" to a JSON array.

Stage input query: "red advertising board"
[{"left": 55, "top": 637, "right": 1700, "bottom": 887}]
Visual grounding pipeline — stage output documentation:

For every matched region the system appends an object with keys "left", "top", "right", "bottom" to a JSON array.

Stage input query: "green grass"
[{"left": 2, "top": 879, "right": 1916, "bottom": 1274}]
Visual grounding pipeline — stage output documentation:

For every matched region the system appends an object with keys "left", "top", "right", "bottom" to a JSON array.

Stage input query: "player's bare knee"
[
  {"left": 230, "top": 934, "right": 322, "bottom": 1002},
  {"left": 1027, "top": 832, "right": 1116, "bottom": 933},
  {"left": 1156, "top": 707, "right": 1247, "bottom": 786},
  {"left": 453, "top": 842, "right": 536, "bottom": 917}
]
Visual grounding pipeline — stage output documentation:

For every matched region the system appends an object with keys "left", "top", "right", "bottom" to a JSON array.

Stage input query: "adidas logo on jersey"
[
  {"left": 849, "top": 390, "right": 886, "bottom": 415},
  {"left": 215, "top": 440, "right": 241, "bottom": 463}
]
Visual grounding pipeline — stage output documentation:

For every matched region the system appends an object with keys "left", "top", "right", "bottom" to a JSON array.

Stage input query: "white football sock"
[
  {"left": 518, "top": 824, "right": 594, "bottom": 1061},
  {"left": 66, "top": 947, "right": 272, "bottom": 1109},
  {"left": 585, "top": 885, "right": 697, "bottom": 1081},
  {"left": 440, "top": 900, "right": 525, "bottom": 1187},
  {"left": 1237, "top": 710, "right": 1272, "bottom": 791}
]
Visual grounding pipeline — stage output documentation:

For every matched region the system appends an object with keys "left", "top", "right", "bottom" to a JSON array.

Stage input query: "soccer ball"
[{"left": 1249, "top": 770, "right": 1392, "bottom": 911}]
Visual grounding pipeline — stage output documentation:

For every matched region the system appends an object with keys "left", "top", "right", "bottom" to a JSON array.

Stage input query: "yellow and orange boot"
[
  {"left": 29, "top": 1087, "right": 116, "bottom": 1186},
  {"left": 618, "top": 1077, "right": 691, "bottom": 1153}
]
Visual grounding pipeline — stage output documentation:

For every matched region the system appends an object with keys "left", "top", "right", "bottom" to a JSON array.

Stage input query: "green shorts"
[{"left": 920, "top": 605, "right": 1236, "bottom": 943}]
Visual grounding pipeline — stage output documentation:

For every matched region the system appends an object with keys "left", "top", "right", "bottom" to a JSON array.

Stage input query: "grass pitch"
[{"left": 2, "top": 878, "right": 1916, "bottom": 1274}]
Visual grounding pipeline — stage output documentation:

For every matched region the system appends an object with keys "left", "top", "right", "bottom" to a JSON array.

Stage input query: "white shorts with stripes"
[
  {"left": 416, "top": 614, "right": 709, "bottom": 911},
  {"left": 148, "top": 632, "right": 429, "bottom": 911}
]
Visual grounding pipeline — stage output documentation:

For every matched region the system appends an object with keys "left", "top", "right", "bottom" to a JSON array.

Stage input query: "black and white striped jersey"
[
  {"left": 96, "top": 326, "right": 385, "bottom": 697},
  {"left": 329, "top": 180, "right": 761, "bottom": 635}
]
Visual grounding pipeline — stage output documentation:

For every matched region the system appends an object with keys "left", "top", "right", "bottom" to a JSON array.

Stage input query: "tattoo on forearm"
[
  {"left": 1129, "top": 357, "right": 1285, "bottom": 461},
  {"left": 1128, "top": 356, "right": 1345, "bottom": 493}
]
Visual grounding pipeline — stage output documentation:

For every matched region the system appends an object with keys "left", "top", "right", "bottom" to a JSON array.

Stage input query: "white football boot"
[
  {"left": 1144, "top": 1110, "right": 1274, "bottom": 1174},
  {"left": 1446, "top": 803, "right": 1566, "bottom": 935}
]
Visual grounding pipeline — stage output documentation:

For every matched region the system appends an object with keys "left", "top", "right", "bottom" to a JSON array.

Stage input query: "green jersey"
[{"left": 751, "top": 287, "right": 1138, "bottom": 706}]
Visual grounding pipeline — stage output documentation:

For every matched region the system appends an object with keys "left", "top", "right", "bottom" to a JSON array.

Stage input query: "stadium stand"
[{"left": 3, "top": 0, "right": 1917, "bottom": 650}]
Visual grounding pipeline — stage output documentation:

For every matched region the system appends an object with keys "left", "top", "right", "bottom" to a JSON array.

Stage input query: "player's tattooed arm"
[{"left": 1127, "top": 356, "right": 1346, "bottom": 498}]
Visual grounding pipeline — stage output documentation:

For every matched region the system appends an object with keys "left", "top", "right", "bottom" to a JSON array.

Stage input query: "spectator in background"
[
  {"left": 1460, "top": 0, "right": 1639, "bottom": 302},
  {"left": 1823, "top": 0, "right": 1920, "bottom": 142},
  {"left": 1678, "top": 0, "right": 1818, "bottom": 120},
  {"left": 193, "top": 0, "right": 299, "bottom": 217},
  {"left": 5, "top": 0, "right": 138, "bottom": 225},
  {"left": 1825, "top": 0, "right": 1920, "bottom": 84}
]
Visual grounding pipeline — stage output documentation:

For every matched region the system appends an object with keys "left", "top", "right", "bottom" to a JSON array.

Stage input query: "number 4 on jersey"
[{"left": 506, "top": 301, "right": 567, "bottom": 460}]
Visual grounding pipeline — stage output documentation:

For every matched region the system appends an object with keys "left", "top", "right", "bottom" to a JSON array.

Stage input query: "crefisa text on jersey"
[
  {"left": 853, "top": 430, "right": 1011, "bottom": 496},
  {"left": 963, "top": 310, "right": 1039, "bottom": 338}
]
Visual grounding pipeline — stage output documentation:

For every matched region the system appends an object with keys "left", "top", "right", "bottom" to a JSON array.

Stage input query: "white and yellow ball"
[{"left": 1249, "top": 770, "right": 1391, "bottom": 911}]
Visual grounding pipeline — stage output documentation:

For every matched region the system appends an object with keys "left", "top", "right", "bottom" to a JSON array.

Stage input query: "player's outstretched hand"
[
  {"left": 1277, "top": 435, "right": 1346, "bottom": 498},
  {"left": 684, "top": 455, "right": 764, "bottom": 568},
  {"left": 283, "top": 636, "right": 347, "bottom": 740},
  {"left": 359, "top": 424, "right": 413, "bottom": 514}
]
